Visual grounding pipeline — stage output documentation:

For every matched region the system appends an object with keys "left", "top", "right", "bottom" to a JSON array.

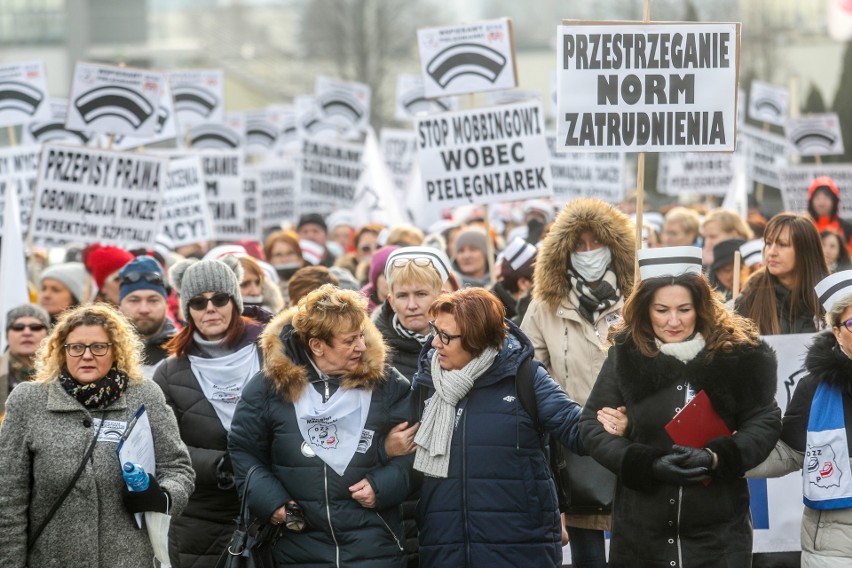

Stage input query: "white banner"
[
  {"left": 22, "top": 99, "right": 93, "bottom": 146},
  {"left": 0, "top": 60, "right": 52, "bottom": 128},
  {"left": 380, "top": 128, "right": 417, "bottom": 202},
  {"left": 546, "top": 135, "right": 624, "bottom": 204},
  {"left": 556, "top": 22, "right": 740, "bottom": 153},
  {"left": 198, "top": 150, "right": 246, "bottom": 240},
  {"left": 113, "top": 81, "right": 178, "bottom": 150},
  {"left": 786, "top": 113, "right": 845, "bottom": 157},
  {"left": 395, "top": 74, "right": 458, "bottom": 121},
  {"left": 66, "top": 62, "right": 165, "bottom": 138},
  {"left": 415, "top": 101, "right": 553, "bottom": 207},
  {"left": 740, "top": 124, "right": 788, "bottom": 188},
  {"left": 0, "top": 145, "right": 41, "bottom": 232},
  {"left": 748, "top": 80, "right": 790, "bottom": 127},
  {"left": 30, "top": 143, "right": 165, "bottom": 248},
  {"left": 213, "top": 171, "right": 260, "bottom": 242},
  {"left": 780, "top": 165, "right": 852, "bottom": 217},
  {"left": 298, "top": 137, "right": 363, "bottom": 216},
  {"left": 417, "top": 18, "right": 518, "bottom": 98},
  {"left": 315, "top": 75, "right": 371, "bottom": 139},
  {"left": 657, "top": 152, "right": 736, "bottom": 196},
  {"left": 169, "top": 69, "right": 225, "bottom": 130},
  {"left": 255, "top": 162, "right": 297, "bottom": 230},
  {"left": 158, "top": 156, "right": 214, "bottom": 247}
]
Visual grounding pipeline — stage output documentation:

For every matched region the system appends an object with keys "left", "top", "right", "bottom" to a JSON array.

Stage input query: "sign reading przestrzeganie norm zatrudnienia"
[
  {"left": 415, "top": 100, "right": 553, "bottom": 207},
  {"left": 29, "top": 143, "right": 165, "bottom": 248},
  {"left": 556, "top": 22, "right": 740, "bottom": 152}
]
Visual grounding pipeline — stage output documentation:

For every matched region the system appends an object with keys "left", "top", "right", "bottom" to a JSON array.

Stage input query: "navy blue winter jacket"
[{"left": 412, "top": 320, "right": 582, "bottom": 568}]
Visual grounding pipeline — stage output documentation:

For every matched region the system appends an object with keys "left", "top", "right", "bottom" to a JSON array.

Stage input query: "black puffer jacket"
[
  {"left": 580, "top": 335, "right": 781, "bottom": 568},
  {"left": 229, "top": 308, "right": 413, "bottom": 568},
  {"left": 153, "top": 323, "right": 263, "bottom": 568}
]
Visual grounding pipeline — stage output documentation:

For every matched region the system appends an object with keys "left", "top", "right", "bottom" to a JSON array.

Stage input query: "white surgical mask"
[
  {"left": 571, "top": 247, "right": 612, "bottom": 282},
  {"left": 243, "top": 295, "right": 264, "bottom": 306}
]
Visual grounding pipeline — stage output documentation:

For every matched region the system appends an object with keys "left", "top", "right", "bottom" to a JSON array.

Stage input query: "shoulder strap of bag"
[
  {"left": 28, "top": 414, "right": 104, "bottom": 550},
  {"left": 515, "top": 355, "right": 543, "bottom": 438},
  {"left": 237, "top": 465, "right": 263, "bottom": 529}
]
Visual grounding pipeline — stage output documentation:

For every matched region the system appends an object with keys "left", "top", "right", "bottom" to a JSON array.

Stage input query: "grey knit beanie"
[
  {"left": 39, "top": 262, "right": 88, "bottom": 303},
  {"left": 6, "top": 303, "right": 51, "bottom": 332},
  {"left": 169, "top": 256, "right": 244, "bottom": 319}
]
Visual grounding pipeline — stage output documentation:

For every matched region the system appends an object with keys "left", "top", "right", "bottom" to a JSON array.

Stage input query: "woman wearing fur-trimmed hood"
[
  {"left": 520, "top": 197, "right": 635, "bottom": 567},
  {"left": 228, "top": 284, "right": 413, "bottom": 567}
]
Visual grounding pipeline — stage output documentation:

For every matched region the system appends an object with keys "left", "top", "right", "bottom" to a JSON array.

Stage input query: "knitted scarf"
[
  {"left": 567, "top": 267, "right": 621, "bottom": 324},
  {"left": 392, "top": 314, "right": 428, "bottom": 345},
  {"left": 59, "top": 368, "right": 128, "bottom": 409},
  {"left": 414, "top": 345, "right": 499, "bottom": 478}
]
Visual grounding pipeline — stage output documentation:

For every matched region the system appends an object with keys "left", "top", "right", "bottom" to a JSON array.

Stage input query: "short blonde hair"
[
  {"left": 664, "top": 207, "right": 701, "bottom": 238},
  {"left": 386, "top": 224, "right": 424, "bottom": 247},
  {"left": 387, "top": 260, "right": 443, "bottom": 294},
  {"left": 704, "top": 208, "right": 754, "bottom": 241},
  {"left": 34, "top": 303, "right": 144, "bottom": 384},
  {"left": 291, "top": 284, "right": 367, "bottom": 346}
]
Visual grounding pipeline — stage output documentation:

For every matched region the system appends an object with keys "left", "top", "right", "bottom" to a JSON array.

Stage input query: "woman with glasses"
[
  {"left": 1, "top": 304, "right": 50, "bottom": 419},
  {"left": 405, "top": 287, "right": 585, "bottom": 568},
  {"left": 0, "top": 304, "right": 194, "bottom": 567},
  {"left": 228, "top": 284, "right": 413, "bottom": 567},
  {"left": 153, "top": 257, "right": 264, "bottom": 567},
  {"left": 749, "top": 270, "right": 852, "bottom": 567}
]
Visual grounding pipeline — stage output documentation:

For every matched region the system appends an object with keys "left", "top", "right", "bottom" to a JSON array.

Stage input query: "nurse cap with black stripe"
[
  {"left": 815, "top": 270, "right": 852, "bottom": 313},
  {"left": 637, "top": 246, "right": 703, "bottom": 280}
]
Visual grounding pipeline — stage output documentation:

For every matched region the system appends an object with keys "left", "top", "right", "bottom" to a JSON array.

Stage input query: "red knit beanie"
[
  {"left": 808, "top": 176, "right": 840, "bottom": 200},
  {"left": 82, "top": 244, "right": 135, "bottom": 288}
]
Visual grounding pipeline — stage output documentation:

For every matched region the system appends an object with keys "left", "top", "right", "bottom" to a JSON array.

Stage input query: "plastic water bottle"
[{"left": 123, "top": 462, "right": 149, "bottom": 491}]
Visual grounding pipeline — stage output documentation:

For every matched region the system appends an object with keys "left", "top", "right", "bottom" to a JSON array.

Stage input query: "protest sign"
[
  {"left": 415, "top": 100, "right": 552, "bottom": 207},
  {"left": 395, "top": 74, "right": 457, "bottom": 121},
  {"left": 417, "top": 18, "right": 518, "bottom": 98},
  {"left": 254, "top": 162, "right": 297, "bottom": 230},
  {"left": 66, "top": 62, "right": 164, "bottom": 138},
  {"left": 0, "top": 145, "right": 41, "bottom": 232},
  {"left": 546, "top": 135, "right": 624, "bottom": 204},
  {"left": 556, "top": 22, "right": 740, "bottom": 152},
  {"left": 315, "top": 75, "right": 371, "bottom": 139},
  {"left": 0, "top": 60, "right": 52, "bottom": 128},
  {"left": 169, "top": 69, "right": 225, "bottom": 129},
  {"left": 657, "top": 152, "right": 736, "bottom": 196},
  {"left": 298, "top": 137, "right": 363, "bottom": 216},
  {"left": 268, "top": 105, "right": 300, "bottom": 152},
  {"left": 785, "top": 113, "right": 845, "bottom": 156},
  {"left": 215, "top": 171, "right": 260, "bottom": 241},
  {"left": 158, "top": 156, "right": 214, "bottom": 246},
  {"left": 113, "top": 81, "right": 178, "bottom": 151},
  {"left": 748, "top": 80, "right": 789, "bottom": 127},
  {"left": 740, "top": 124, "right": 787, "bottom": 188},
  {"left": 381, "top": 128, "right": 417, "bottom": 201},
  {"left": 187, "top": 113, "right": 244, "bottom": 150},
  {"left": 29, "top": 143, "right": 165, "bottom": 248},
  {"left": 485, "top": 89, "right": 542, "bottom": 107},
  {"left": 197, "top": 149, "right": 246, "bottom": 240},
  {"left": 296, "top": 95, "right": 338, "bottom": 139},
  {"left": 351, "top": 128, "right": 406, "bottom": 227},
  {"left": 22, "top": 99, "right": 93, "bottom": 146},
  {"left": 780, "top": 164, "right": 852, "bottom": 217},
  {"left": 244, "top": 109, "right": 285, "bottom": 155}
]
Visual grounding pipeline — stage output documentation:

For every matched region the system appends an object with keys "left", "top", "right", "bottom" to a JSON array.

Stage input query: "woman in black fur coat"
[{"left": 581, "top": 247, "right": 781, "bottom": 568}]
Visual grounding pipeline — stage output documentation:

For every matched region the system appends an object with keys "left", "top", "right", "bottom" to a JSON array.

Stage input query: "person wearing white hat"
[
  {"left": 749, "top": 270, "right": 852, "bottom": 567},
  {"left": 581, "top": 245, "right": 781, "bottom": 568}
]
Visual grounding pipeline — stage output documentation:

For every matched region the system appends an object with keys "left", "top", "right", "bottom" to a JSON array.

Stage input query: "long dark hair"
[{"left": 821, "top": 229, "right": 851, "bottom": 271}]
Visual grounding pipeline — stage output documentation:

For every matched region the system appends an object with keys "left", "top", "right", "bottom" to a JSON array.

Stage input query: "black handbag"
[
  {"left": 216, "top": 465, "right": 281, "bottom": 568},
  {"left": 560, "top": 451, "right": 615, "bottom": 515}
]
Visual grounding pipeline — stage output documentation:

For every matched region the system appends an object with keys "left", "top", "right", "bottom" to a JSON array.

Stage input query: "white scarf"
[
  {"left": 293, "top": 380, "right": 373, "bottom": 476},
  {"left": 656, "top": 333, "right": 706, "bottom": 363},
  {"left": 188, "top": 343, "right": 260, "bottom": 431},
  {"left": 414, "top": 346, "right": 498, "bottom": 478}
]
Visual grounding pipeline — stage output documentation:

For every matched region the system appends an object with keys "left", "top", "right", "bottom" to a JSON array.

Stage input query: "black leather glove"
[
  {"left": 122, "top": 474, "right": 169, "bottom": 514},
  {"left": 652, "top": 453, "right": 711, "bottom": 486},
  {"left": 671, "top": 445, "right": 715, "bottom": 470},
  {"left": 216, "top": 453, "right": 235, "bottom": 490}
]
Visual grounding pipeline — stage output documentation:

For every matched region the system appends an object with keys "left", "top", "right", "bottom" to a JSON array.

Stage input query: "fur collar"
[
  {"left": 805, "top": 331, "right": 852, "bottom": 399},
  {"left": 259, "top": 306, "right": 389, "bottom": 402},
  {"left": 533, "top": 198, "right": 635, "bottom": 309}
]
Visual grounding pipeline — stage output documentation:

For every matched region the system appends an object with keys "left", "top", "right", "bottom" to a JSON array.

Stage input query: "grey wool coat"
[{"left": 0, "top": 378, "right": 195, "bottom": 568}]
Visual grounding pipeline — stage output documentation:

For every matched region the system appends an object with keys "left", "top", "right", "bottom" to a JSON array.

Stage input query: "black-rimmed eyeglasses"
[
  {"left": 428, "top": 320, "right": 461, "bottom": 345},
  {"left": 64, "top": 343, "right": 113, "bottom": 357},
  {"left": 840, "top": 319, "right": 852, "bottom": 333}
]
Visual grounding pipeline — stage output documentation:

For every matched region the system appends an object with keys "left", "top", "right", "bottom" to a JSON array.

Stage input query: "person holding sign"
[
  {"left": 580, "top": 246, "right": 781, "bottom": 568},
  {"left": 228, "top": 284, "right": 413, "bottom": 568},
  {"left": 735, "top": 213, "right": 828, "bottom": 334},
  {"left": 520, "top": 198, "right": 635, "bottom": 566},
  {"left": 0, "top": 304, "right": 194, "bottom": 568}
]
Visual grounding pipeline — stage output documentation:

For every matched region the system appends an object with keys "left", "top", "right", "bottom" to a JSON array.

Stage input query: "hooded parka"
[{"left": 228, "top": 308, "right": 413, "bottom": 568}]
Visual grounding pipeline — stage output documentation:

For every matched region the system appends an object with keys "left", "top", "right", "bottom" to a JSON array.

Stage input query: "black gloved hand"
[
  {"left": 651, "top": 453, "right": 711, "bottom": 486},
  {"left": 671, "top": 445, "right": 715, "bottom": 470},
  {"left": 216, "top": 453, "right": 235, "bottom": 490},
  {"left": 122, "top": 474, "right": 169, "bottom": 514}
]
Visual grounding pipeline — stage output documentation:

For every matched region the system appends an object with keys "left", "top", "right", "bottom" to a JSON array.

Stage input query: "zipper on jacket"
[
  {"left": 461, "top": 405, "right": 471, "bottom": 566},
  {"left": 322, "top": 378, "right": 330, "bottom": 402},
  {"left": 375, "top": 511, "right": 404, "bottom": 551},
  {"left": 676, "top": 485, "right": 684, "bottom": 567},
  {"left": 323, "top": 462, "right": 341, "bottom": 567},
  {"left": 813, "top": 509, "right": 822, "bottom": 550}
]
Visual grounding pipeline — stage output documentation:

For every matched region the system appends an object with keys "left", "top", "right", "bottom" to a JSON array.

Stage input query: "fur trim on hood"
[
  {"left": 259, "top": 306, "right": 390, "bottom": 402},
  {"left": 533, "top": 198, "right": 636, "bottom": 308},
  {"left": 805, "top": 331, "right": 852, "bottom": 399}
]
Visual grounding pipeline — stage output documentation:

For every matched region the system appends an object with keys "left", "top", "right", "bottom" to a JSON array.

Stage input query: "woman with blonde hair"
[
  {"left": 0, "top": 304, "right": 194, "bottom": 567},
  {"left": 702, "top": 208, "right": 754, "bottom": 268}
]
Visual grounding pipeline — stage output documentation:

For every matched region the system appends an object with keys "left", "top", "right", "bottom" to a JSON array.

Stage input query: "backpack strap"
[{"left": 515, "top": 355, "right": 545, "bottom": 439}]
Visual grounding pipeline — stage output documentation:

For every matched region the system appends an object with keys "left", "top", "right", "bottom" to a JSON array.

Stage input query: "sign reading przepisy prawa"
[
  {"left": 556, "top": 22, "right": 740, "bottom": 152},
  {"left": 158, "top": 155, "right": 214, "bottom": 247},
  {"left": 415, "top": 100, "right": 552, "bottom": 207},
  {"left": 30, "top": 143, "right": 165, "bottom": 248}
]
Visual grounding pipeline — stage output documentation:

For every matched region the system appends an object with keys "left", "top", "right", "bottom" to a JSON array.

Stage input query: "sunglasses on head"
[
  {"left": 9, "top": 323, "right": 47, "bottom": 332},
  {"left": 391, "top": 257, "right": 434, "bottom": 269},
  {"left": 120, "top": 271, "right": 164, "bottom": 286},
  {"left": 187, "top": 292, "right": 232, "bottom": 311}
]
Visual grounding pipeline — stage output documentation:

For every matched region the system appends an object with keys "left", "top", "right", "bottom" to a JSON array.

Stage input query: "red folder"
[{"left": 665, "top": 389, "right": 731, "bottom": 448}]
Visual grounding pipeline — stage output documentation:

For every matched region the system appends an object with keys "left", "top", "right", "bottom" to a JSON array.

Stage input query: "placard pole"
[
  {"left": 634, "top": 0, "right": 651, "bottom": 283},
  {"left": 732, "top": 250, "right": 742, "bottom": 298},
  {"left": 7, "top": 126, "right": 17, "bottom": 147}
]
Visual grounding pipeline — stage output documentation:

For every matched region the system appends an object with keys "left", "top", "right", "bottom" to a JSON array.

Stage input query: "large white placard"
[
  {"left": 298, "top": 137, "right": 364, "bottom": 216},
  {"left": 186, "top": 113, "right": 244, "bottom": 150},
  {"left": 214, "top": 171, "right": 260, "bottom": 241},
  {"left": 315, "top": 76, "right": 371, "bottom": 139},
  {"left": 395, "top": 74, "right": 458, "bottom": 121},
  {"left": 198, "top": 150, "right": 246, "bottom": 240},
  {"left": 295, "top": 95, "right": 338, "bottom": 140},
  {"left": 0, "top": 145, "right": 41, "bottom": 232},
  {"left": 780, "top": 165, "right": 852, "bottom": 217},
  {"left": 169, "top": 69, "right": 225, "bottom": 130},
  {"left": 66, "top": 62, "right": 164, "bottom": 138},
  {"left": 158, "top": 156, "right": 214, "bottom": 247},
  {"left": 414, "top": 101, "right": 553, "bottom": 207},
  {"left": 740, "top": 124, "right": 788, "bottom": 188},
  {"left": 417, "top": 18, "right": 518, "bottom": 98},
  {"left": 113, "top": 81, "right": 178, "bottom": 151},
  {"left": 0, "top": 60, "right": 52, "bottom": 128},
  {"left": 30, "top": 143, "right": 165, "bottom": 248},
  {"left": 786, "top": 113, "right": 845, "bottom": 157},
  {"left": 22, "top": 99, "right": 93, "bottom": 146},
  {"left": 748, "top": 80, "right": 789, "bottom": 127},
  {"left": 556, "top": 22, "right": 740, "bottom": 152},
  {"left": 657, "top": 152, "right": 736, "bottom": 196},
  {"left": 268, "top": 105, "right": 300, "bottom": 152},
  {"left": 254, "top": 162, "right": 297, "bottom": 230},
  {"left": 546, "top": 135, "right": 625, "bottom": 204}
]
